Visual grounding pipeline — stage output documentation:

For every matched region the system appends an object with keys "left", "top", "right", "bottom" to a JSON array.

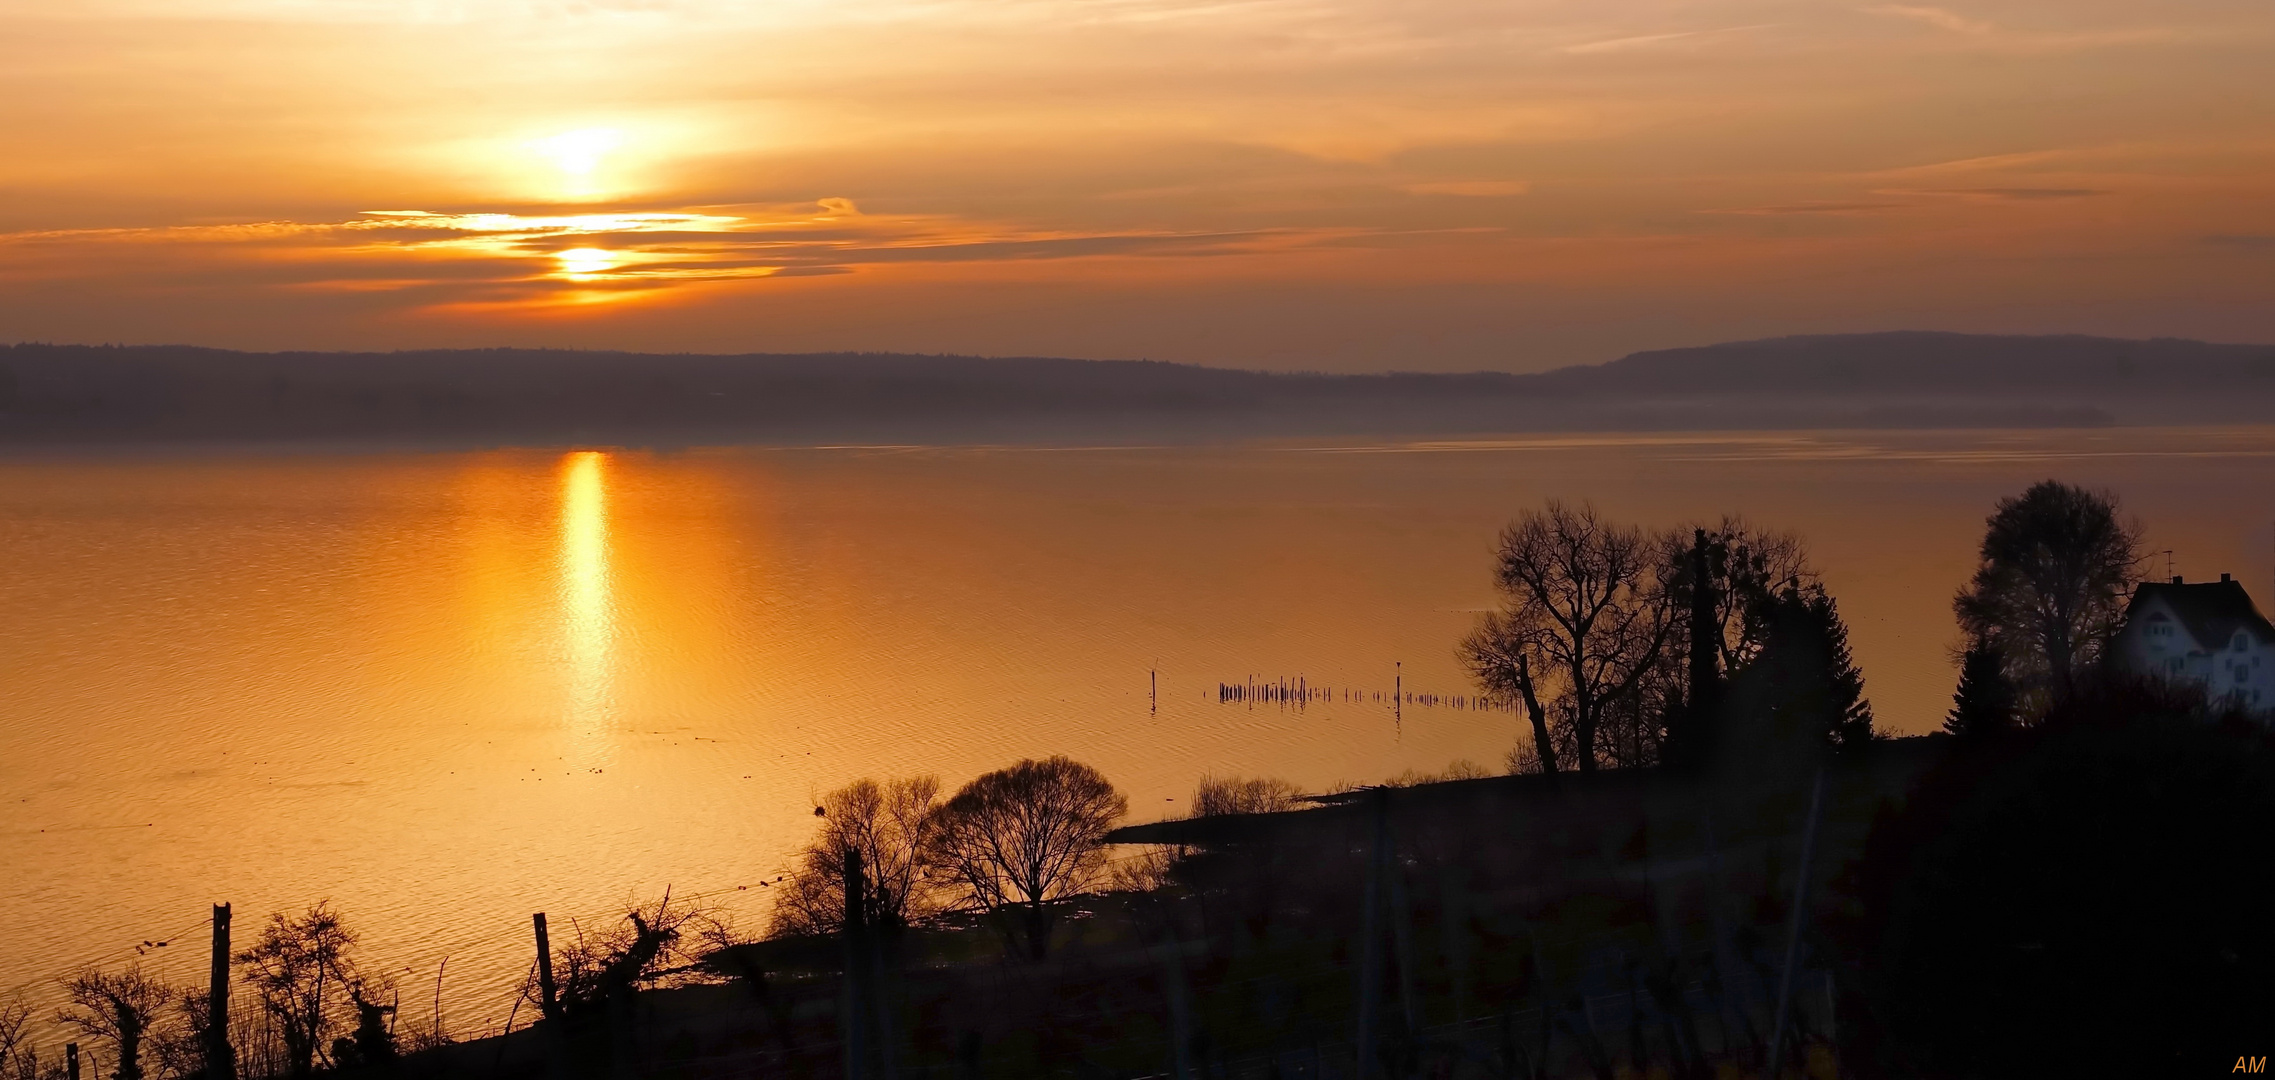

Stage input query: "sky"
[{"left": 0, "top": 0, "right": 2270, "bottom": 371}]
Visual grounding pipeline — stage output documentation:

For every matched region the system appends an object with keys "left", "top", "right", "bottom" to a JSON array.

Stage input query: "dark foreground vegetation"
[
  {"left": 5, "top": 332, "right": 2274, "bottom": 444},
  {"left": 8, "top": 481, "right": 2269, "bottom": 1079}
]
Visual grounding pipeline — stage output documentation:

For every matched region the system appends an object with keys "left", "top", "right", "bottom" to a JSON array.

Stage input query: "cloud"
[
  {"left": 1862, "top": 4, "right": 1993, "bottom": 35},
  {"left": 1561, "top": 24, "right": 1774, "bottom": 55},
  {"left": 1878, "top": 187, "right": 2106, "bottom": 200},
  {"left": 1699, "top": 202, "right": 1905, "bottom": 216},
  {"left": 1401, "top": 180, "right": 1529, "bottom": 197},
  {"left": 0, "top": 199, "right": 1360, "bottom": 307}
]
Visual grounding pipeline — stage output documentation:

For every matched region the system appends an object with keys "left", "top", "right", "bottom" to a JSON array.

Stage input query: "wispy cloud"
[
  {"left": 1878, "top": 187, "right": 2106, "bottom": 200},
  {"left": 0, "top": 199, "right": 1362, "bottom": 307},
  {"left": 1401, "top": 180, "right": 1529, "bottom": 197},
  {"left": 1698, "top": 202, "right": 1905, "bottom": 216},
  {"left": 1862, "top": 4, "right": 1993, "bottom": 36},
  {"left": 1560, "top": 24, "right": 1775, "bottom": 55}
]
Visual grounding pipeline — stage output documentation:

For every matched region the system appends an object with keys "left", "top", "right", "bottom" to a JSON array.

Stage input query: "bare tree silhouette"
[
  {"left": 0, "top": 995, "right": 33, "bottom": 1080},
  {"left": 233, "top": 903, "right": 356, "bottom": 1079},
  {"left": 926, "top": 756, "right": 1127, "bottom": 959},
  {"left": 773, "top": 777, "right": 944, "bottom": 938},
  {"left": 1190, "top": 776, "right": 1303, "bottom": 817},
  {"left": 56, "top": 967, "right": 174, "bottom": 1080},
  {"left": 1462, "top": 502, "right": 1675, "bottom": 772}
]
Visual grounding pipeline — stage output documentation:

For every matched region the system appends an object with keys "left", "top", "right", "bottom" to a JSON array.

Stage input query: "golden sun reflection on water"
[{"left": 559, "top": 451, "right": 614, "bottom": 754}]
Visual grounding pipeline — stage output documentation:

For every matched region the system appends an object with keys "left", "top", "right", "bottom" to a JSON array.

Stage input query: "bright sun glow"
[
  {"left": 556, "top": 247, "right": 621, "bottom": 276},
  {"left": 534, "top": 128, "right": 621, "bottom": 177}
]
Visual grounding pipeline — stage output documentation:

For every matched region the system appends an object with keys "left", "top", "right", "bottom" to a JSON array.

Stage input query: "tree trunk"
[
  {"left": 1572, "top": 664, "right": 1597, "bottom": 772},
  {"left": 1516, "top": 656, "right": 1557, "bottom": 775}
]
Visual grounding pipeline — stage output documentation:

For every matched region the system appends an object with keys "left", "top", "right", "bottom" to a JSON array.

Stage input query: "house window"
[
  {"left": 2238, "top": 633, "right": 2252, "bottom": 652},
  {"left": 2171, "top": 657, "right": 2185, "bottom": 673}
]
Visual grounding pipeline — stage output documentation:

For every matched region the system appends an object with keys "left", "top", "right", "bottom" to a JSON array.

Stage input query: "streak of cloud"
[
  {"left": 1863, "top": 4, "right": 1993, "bottom": 36},
  {"left": 1559, "top": 24, "right": 1775, "bottom": 55}
]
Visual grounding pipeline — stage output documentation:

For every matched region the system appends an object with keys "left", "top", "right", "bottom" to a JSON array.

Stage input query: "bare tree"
[
  {"left": 56, "top": 967, "right": 174, "bottom": 1080},
  {"left": 772, "top": 776, "right": 943, "bottom": 938},
  {"left": 0, "top": 995, "right": 31, "bottom": 1080},
  {"left": 1191, "top": 775, "right": 1304, "bottom": 816},
  {"left": 1461, "top": 502, "right": 1676, "bottom": 772},
  {"left": 1462, "top": 613, "right": 1560, "bottom": 773},
  {"left": 1955, "top": 481, "right": 2144, "bottom": 714},
  {"left": 925, "top": 756, "right": 1128, "bottom": 959},
  {"left": 148, "top": 992, "right": 217, "bottom": 1080},
  {"left": 233, "top": 903, "right": 356, "bottom": 1079}
]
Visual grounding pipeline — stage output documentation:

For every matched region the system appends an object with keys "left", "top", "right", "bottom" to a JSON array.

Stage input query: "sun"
[
  {"left": 534, "top": 129, "right": 620, "bottom": 177},
  {"left": 526, "top": 128, "right": 626, "bottom": 200},
  {"left": 555, "top": 248, "right": 620, "bottom": 276}
]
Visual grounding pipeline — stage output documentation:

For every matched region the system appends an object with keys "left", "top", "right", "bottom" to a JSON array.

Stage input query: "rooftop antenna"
[{"left": 2163, "top": 549, "right": 2175, "bottom": 581}]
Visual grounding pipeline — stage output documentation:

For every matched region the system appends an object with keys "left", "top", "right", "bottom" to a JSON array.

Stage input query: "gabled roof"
[{"left": 2126, "top": 580, "right": 2275, "bottom": 651}]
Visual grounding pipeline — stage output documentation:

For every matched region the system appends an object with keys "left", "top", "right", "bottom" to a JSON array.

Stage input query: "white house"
[{"left": 2112, "top": 574, "right": 2275, "bottom": 716}]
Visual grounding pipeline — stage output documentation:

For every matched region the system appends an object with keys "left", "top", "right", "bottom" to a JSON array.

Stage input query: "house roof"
[{"left": 2126, "top": 579, "right": 2275, "bottom": 651}]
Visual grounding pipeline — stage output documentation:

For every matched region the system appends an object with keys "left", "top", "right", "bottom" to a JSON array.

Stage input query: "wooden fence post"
[
  {"left": 1439, "top": 871, "right": 1471, "bottom": 1028},
  {"left": 1156, "top": 935, "right": 1195, "bottom": 1080},
  {"left": 1767, "top": 770, "right": 1826, "bottom": 1077},
  {"left": 65, "top": 1043, "right": 79, "bottom": 1080},
  {"left": 1390, "top": 873, "right": 1419, "bottom": 1042},
  {"left": 207, "top": 903, "right": 235, "bottom": 1080},
  {"left": 842, "top": 847, "right": 868, "bottom": 1080},
  {"left": 1356, "top": 787, "right": 1391, "bottom": 1080},
  {"left": 533, "top": 913, "right": 561, "bottom": 1022}
]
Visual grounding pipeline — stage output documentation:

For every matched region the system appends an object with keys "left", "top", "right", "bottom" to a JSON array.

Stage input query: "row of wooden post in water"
[{"left": 1214, "top": 676, "right": 1515, "bottom": 712}]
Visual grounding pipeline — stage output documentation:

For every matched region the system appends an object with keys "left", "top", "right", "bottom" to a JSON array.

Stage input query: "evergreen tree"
[
  {"left": 1723, "top": 584, "right": 1876, "bottom": 759},
  {"left": 1945, "top": 636, "right": 2017, "bottom": 738}
]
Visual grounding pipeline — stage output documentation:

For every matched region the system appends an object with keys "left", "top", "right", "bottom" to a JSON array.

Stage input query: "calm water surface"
[{"left": 5, "top": 429, "right": 2273, "bottom": 1031}]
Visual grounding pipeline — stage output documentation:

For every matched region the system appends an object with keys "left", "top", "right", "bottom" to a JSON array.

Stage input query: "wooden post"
[
  {"left": 1767, "top": 770, "right": 1826, "bottom": 1077},
  {"left": 1390, "top": 872, "right": 1419, "bottom": 1041},
  {"left": 1439, "top": 871, "right": 1470, "bottom": 1027},
  {"left": 842, "top": 847, "right": 868, "bottom": 1080},
  {"left": 1355, "top": 787, "right": 1390, "bottom": 1080},
  {"left": 1156, "top": 936, "right": 1195, "bottom": 1080},
  {"left": 207, "top": 903, "right": 236, "bottom": 1080},
  {"left": 533, "top": 913, "right": 561, "bottom": 1022},
  {"left": 66, "top": 1043, "right": 79, "bottom": 1080}
]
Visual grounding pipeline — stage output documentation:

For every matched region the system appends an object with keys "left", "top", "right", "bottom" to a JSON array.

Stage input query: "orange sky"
[{"left": 1, "top": 0, "right": 2270, "bottom": 370}]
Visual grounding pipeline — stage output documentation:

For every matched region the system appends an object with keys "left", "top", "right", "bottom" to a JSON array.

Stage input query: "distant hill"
[
  {"left": 1547, "top": 333, "right": 2275, "bottom": 396},
  {"left": 2, "top": 332, "right": 2270, "bottom": 445}
]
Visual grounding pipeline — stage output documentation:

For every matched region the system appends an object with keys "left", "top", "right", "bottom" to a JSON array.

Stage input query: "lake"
[{"left": 4, "top": 427, "right": 2272, "bottom": 1033}]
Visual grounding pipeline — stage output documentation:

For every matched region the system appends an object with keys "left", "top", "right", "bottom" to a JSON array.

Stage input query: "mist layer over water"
[{"left": 4, "top": 429, "right": 2272, "bottom": 1033}]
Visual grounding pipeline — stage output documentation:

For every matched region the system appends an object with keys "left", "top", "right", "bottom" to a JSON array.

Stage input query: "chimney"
[
  {"left": 2172, "top": 575, "right": 2184, "bottom": 584},
  {"left": 2221, "top": 573, "right": 2232, "bottom": 583}
]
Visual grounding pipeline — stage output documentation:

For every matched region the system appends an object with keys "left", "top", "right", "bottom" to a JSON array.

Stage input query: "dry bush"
[{"left": 542, "top": 892, "right": 725, "bottom": 1020}]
